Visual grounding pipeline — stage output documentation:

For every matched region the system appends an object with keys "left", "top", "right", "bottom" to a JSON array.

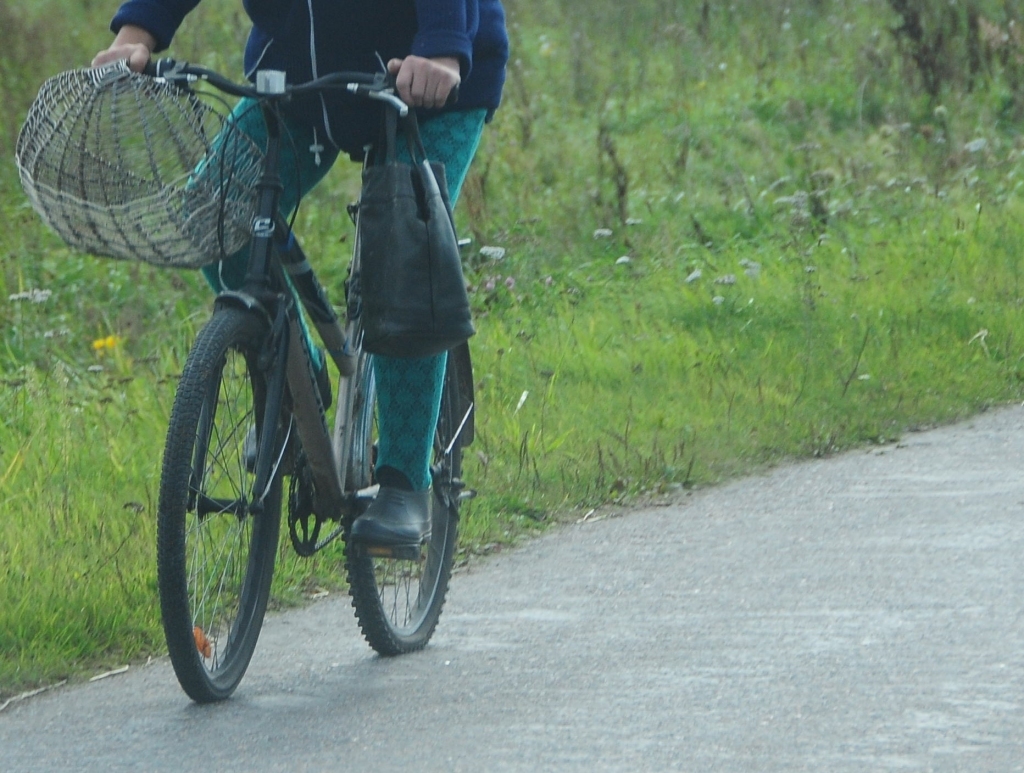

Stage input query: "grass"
[
  {"left": 0, "top": 364, "right": 169, "bottom": 683},
  {"left": 5, "top": 0, "right": 1024, "bottom": 696},
  {"left": 458, "top": 198, "right": 1024, "bottom": 535}
]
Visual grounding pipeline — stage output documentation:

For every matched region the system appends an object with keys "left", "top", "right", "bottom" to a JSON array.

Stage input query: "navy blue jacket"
[{"left": 111, "top": 0, "right": 508, "bottom": 156}]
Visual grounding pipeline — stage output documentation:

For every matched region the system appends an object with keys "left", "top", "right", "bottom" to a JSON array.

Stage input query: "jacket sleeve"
[
  {"left": 110, "top": 0, "right": 203, "bottom": 52},
  {"left": 411, "top": 0, "right": 478, "bottom": 76}
]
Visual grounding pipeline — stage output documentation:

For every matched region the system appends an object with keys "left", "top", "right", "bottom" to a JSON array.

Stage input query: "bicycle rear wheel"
[
  {"left": 345, "top": 352, "right": 466, "bottom": 655},
  {"left": 157, "top": 308, "right": 282, "bottom": 702}
]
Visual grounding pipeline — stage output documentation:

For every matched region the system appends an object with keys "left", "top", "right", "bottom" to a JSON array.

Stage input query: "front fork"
[
  {"left": 242, "top": 292, "right": 345, "bottom": 521},
  {"left": 250, "top": 300, "right": 291, "bottom": 515}
]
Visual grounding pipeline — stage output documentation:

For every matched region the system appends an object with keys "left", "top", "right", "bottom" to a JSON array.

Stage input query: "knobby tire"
[
  {"left": 345, "top": 352, "right": 464, "bottom": 655},
  {"left": 157, "top": 308, "right": 282, "bottom": 703}
]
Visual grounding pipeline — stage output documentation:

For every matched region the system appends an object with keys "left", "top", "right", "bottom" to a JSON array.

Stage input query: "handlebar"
[{"left": 142, "top": 58, "right": 459, "bottom": 114}]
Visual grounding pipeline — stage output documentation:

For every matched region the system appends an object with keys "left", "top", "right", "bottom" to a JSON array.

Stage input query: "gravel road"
[{"left": 2, "top": 406, "right": 1023, "bottom": 771}]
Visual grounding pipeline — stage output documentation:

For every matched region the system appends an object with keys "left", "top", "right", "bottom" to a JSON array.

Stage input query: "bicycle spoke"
[
  {"left": 158, "top": 309, "right": 280, "bottom": 702},
  {"left": 346, "top": 350, "right": 462, "bottom": 654}
]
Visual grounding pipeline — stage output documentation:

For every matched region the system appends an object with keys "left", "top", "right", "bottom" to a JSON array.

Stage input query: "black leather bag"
[{"left": 356, "top": 108, "right": 474, "bottom": 358}]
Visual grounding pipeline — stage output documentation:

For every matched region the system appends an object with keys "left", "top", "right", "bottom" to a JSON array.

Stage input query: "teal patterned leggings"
[{"left": 202, "top": 103, "right": 486, "bottom": 491}]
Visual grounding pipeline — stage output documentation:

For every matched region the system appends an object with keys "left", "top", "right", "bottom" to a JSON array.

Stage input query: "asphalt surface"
[{"left": 2, "top": 407, "right": 1023, "bottom": 771}]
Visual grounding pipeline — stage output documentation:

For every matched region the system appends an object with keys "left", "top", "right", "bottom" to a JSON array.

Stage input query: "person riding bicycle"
[{"left": 92, "top": 0, "right": 508, "bottom": 547}]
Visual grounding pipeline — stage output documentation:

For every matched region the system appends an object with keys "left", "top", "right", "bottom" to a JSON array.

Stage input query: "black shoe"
[{"left": 349, "top": 487, "right": 431, "bottom": 547}]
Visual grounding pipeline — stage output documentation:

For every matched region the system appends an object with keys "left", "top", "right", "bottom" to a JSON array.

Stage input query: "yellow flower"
[{"left": 92, "top": 335, "right": 122, "bottom": 353}]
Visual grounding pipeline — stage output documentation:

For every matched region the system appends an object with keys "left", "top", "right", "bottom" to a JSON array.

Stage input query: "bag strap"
[
  {"left": 400, "top": 111, "right": 429, "bottom": 163},
  {"left": 402, "top": 113, "right": 458, "bottom": 232},
  {"left": 377, "top": 106, "right": 428, "bottom": 166}
]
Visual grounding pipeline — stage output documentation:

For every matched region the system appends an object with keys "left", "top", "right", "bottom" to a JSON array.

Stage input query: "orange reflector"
[{"left": 193, "top": 626, "right": 212, "bottom": 658}]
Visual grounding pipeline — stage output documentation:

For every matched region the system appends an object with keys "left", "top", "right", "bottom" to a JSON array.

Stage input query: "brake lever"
[
  {"left": 143, "top": 58, "right": 198, "bottom": 89},
  {"left": 358, "top": 86, "right": 410, "bottom": 117}
]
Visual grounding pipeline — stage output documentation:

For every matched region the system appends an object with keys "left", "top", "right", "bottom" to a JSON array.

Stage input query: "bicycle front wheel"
[
  {"left": 157, "top": 308, "right": 282, "bottom": 703},
  {"left": 346, "top": 352, "right": 466, "bottom": 655}
]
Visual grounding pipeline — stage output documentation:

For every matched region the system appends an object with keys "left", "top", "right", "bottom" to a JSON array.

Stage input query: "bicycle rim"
[
  {"left": 157, "top": 309, "right": 282, "bottom": 702},
  {"left": 345, "top": 353, "right": 463, "bottom": 655}
]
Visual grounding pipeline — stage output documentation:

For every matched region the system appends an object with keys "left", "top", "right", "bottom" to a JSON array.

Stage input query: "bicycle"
[{"left": 137, "top": 60, "right": 475, "bottom": 702}]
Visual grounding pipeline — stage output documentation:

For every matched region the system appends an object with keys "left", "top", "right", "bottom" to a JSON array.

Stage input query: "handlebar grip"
[
  {"left": 142, "top": 58, "right": 175, "bottom": 78},
  {"left": 445, "top": 84, "right": 460, "bottom": 108}
]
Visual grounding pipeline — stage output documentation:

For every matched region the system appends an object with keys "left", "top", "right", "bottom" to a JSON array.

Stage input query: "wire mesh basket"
[{"left": 16, "top": 61, "right": 263, "bottom": 269}]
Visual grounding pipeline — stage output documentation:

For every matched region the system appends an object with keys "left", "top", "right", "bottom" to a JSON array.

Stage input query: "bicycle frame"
[
  {"left": 212, "top": 98, "right": 354, "bottom": 529},
  {"left": 149, "top": 56, "right": 474, "bottom": 542},
  {"left": 136, "top": 58, "right": 477, "bottom": 701}
]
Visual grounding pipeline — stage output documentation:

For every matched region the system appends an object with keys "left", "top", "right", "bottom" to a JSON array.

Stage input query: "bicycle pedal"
[
  {"left": 458, "top": 488, "right": 477, "bottom": 502},
  {"left": 358, "top": 543, "right": 423, "bottom": 560}
]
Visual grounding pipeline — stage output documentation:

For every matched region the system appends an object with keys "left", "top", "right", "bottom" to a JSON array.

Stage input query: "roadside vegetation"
[{"left": 4, "top": 0, "right": 1024, "bottom": 697}]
